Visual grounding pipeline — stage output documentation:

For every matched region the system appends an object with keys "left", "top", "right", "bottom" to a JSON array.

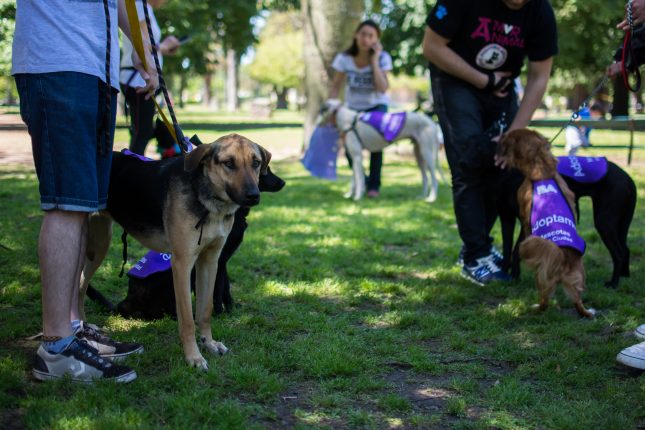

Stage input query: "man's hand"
[
  {"left": 132, "top": 51, "right": 159, "bottom": 99},
  {"left": 159, "top": 35, "right": 180, "bottom": 56},
  {"left": 482, "top": 71, "right": 512, "bottom": 98},
  {"left": 618, "top": 0, "right": 645, "bottom": 29},
  {"left": 607, "top": 62, "right": 622, "bottom": 78}
]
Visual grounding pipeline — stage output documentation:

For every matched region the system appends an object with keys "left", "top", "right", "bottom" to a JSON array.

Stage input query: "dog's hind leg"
[
  {"left": 413, "top": 143, "right": 429, "bottom": 199},
  {"left": 346, "top": 136, "right": 366, "bottom": 200},
  {"left": 195, "top": 246, "right": 229, "bottom": 356},
  {"left": 562, "top": 259, "right": 595, "bottom": 318},
  {"left": 79, "top": 213, "right": 112, "bottom": 321},
  {"left": 416, "top": 128, "right": 439, "bottom": 203}
]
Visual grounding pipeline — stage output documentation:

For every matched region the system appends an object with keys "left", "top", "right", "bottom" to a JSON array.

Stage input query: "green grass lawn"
[{"left": 1, "top": 114, "right": 644, "bottom": 429}]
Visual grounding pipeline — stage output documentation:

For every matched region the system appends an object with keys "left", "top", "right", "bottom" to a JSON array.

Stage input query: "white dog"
[{"left": 320, "top": 99, "right": 445, "bottom": 202}]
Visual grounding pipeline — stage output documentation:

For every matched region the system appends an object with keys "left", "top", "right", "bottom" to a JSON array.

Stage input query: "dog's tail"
[
  {"left": 519, "top": 236, "right": 566, "bottom": 286},
  {"left": 86, "top": 284, "right": 118, "bottom": 313}
]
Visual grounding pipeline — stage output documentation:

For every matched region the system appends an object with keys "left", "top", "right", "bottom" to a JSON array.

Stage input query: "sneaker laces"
[
  {"left": 479, "top": 254, "right": 503, "bottom": 274},
  {"left": 71, "top": 339, "right": 113, "bottom": 369},
  {"left": 77, "top": 323, "right": 117, "bottom": 347}
]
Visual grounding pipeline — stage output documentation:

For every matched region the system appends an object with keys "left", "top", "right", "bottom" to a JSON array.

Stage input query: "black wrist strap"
[{"left": 484, "top": 71, "right": 496, "bottom": 91}]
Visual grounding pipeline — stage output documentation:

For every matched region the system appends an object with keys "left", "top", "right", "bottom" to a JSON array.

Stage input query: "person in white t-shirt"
[
  {"left": 329, "top": 20, "right": 393, "bottom": 198},
  {"left": 120, "top": 0, "right": 180, "bottom": 156}
]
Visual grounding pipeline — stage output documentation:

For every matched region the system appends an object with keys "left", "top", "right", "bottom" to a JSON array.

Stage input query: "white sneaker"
[
  {"left": 616, "top": 340, "right": 645, "bottom": 370},
  {"left": 32, "top": 338, "right": 137, "bottom": 383},
  {"left": 634, "top": 324, "right": 645, "bottom": 340}
]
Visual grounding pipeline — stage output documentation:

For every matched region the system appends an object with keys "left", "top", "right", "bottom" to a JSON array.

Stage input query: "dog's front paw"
[
  {"left": 202, "top": 338, "right": 229, "bottom": 356},
  {"left": 343, "top": 191, "right": 353, "bottom": 199},
  {"left": 185, "top": 353, "right": 209, "bottom": 371}
]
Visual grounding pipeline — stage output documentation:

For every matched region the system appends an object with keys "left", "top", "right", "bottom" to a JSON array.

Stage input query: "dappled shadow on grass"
[{"left": 2, "top": 159, "right": 645, "bottom": 428}]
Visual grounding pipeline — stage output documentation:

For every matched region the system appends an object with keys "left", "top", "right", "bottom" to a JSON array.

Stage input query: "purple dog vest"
[
  {"left": 359, "top": 111, "right": 406, "bottom": 142},
  {"left": 530, "top": 179, "right": 586, "bottom": 255},
  {"left": 557, "top": 156, "right": 608, "bottom": 184},
  {"left": 127, "top": 250, "right": 172, "bottom": 279}
]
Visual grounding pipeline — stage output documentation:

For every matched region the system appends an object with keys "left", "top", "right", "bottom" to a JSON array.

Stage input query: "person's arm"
[
  {"left": 422, "top": 27, "right": 510, "bottom": 95},
  {"left": 329, "top": 71, "right": 345, "bottom": 99},
  {"left": 371, "top": 43, "right": 389, "bottom": 93},
  {"left": 507, "top": 57, "right": 553, "bottom": 131},
  {"left": 117, "top": 0, "right": 158, "bottom": 95}
]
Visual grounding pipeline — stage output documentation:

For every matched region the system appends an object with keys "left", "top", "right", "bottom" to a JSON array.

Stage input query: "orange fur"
[{"left": 500, "top": 129, "right": 594, "bottom": 318}]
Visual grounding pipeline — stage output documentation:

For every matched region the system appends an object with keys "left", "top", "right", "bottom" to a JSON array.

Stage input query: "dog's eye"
[
  {"left": 223, "top": 160, "right": 235, "bottom": 169},
  {"left": 252, "top": 159, "right": 261, "bottom": 169}
]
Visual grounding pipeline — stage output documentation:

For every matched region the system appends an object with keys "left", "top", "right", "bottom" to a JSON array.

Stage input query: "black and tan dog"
[
  {"left": 80, "top": 134, "right": 271, "bottom": 370},
  {"left": 85, "top": 167, "right": 285, "bottom": 320}
]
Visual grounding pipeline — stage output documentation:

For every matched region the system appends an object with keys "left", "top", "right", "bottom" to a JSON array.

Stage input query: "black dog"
[
  {"left": 499, "top": 158, "right": 636, "bottom": 288},
  {"left": 86, "top": 166, "right": 285, "bottom": 319}
]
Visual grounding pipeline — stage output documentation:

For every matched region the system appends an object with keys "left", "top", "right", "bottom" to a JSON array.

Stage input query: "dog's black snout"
[{"left": 244, "top": 190, "right": 260, "bottom": 206}]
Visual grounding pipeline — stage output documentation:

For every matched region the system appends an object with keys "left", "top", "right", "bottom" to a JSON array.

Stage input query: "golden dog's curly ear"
[
  {"left": 257, "top": 144, "right": 272, "bottom": 174},
  {"left": 184, "top": 143, "right": 216, "bottom": 172}
]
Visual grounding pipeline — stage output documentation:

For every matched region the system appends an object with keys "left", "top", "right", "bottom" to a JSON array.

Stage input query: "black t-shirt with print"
[{"left": 426, "top": 0, "right": 558, "bottom": 78}]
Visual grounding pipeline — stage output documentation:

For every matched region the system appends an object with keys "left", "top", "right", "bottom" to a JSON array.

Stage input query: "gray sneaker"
[
  {"left": 616, "top": 341, "right": 645, "bottom": 370},
  {"left": 635, "top": 324, "right": 645, "bottom": 340},
  {"left": 76, "top": 322, "right": 143, "bottom": 361},
  {"left": 32, "top": 338, "right": 137, "bottom": 383}
]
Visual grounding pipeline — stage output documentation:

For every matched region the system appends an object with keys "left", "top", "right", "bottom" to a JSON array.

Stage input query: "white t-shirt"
[
  {"left": 12, "top": 0, "right": 120, "bottom": 90},
  {"left": 120, "top": 2, "right": 162, "bottom": 88},
  {"left": 331, "top": 52, "right": 393, "bottom": 110}
]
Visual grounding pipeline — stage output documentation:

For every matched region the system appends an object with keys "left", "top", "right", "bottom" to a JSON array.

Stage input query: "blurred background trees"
[{"left": 0, "top": 0, "right": 640, "bottom": 118}]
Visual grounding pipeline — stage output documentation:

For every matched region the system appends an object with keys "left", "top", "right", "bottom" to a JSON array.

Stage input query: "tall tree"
[
  {"left": 248, "top": 12, "right": 304, "bottom": 109},
  {"left": 302, "top": 0, "right": 363, "bottom": 145}
]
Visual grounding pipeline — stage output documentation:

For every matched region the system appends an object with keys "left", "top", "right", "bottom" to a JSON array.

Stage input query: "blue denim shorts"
[{"left": 15, "top": 72, "right": 117, "bottom": 212}]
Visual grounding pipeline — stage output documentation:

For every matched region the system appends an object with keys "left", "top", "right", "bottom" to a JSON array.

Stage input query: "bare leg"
[
  {"left": 40, "top": 210, "right": 88, "bottom": 338},
  {"left": 69, "top": 217, "right": 88, "bottom": 322}
]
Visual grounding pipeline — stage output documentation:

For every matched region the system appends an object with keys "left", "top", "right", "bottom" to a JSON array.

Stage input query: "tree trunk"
[
  {"left": 203, "top": 73, "right": 213, "bottom": 107},
  {"left": 302, "top": 0, "right": 363, "bottom": 149},
  {"left": 179, "top": 73, "right": 187, "bottom": 109},
  {"left": 611, "top": 78, "right": 629, "bottom": 117},
  {"left": 226, "top": 48, "right": 239, "bottom": 112},
  {"left": 275, "top": 86, "right": 289, "bottom": 110}
]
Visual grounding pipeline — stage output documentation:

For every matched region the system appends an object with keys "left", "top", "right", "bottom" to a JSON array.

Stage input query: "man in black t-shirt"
[{"left": 422, "top": 0, "right": 558, "bottom": 286}]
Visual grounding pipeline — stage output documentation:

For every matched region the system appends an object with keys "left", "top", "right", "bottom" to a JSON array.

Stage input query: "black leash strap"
[
  {"left": 194, "top": 210, "right": 209, "bottom": 246},
  {"left": 622, "top": 0, "right": 642, "bottom": 92},
  {"left": 118, "top": 230, "right": 128, "bottom": 277},
  {"left": 141, "top": 0, "right": 188, "bottom": 153},
  {"left": 101, "top": 0, "right": 112, "bottom": 156},
  {"left": 548, "top": 74, "right": 609, "bottom": 145}
]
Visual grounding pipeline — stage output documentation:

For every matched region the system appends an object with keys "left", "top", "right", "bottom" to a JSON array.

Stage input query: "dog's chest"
[{"left": 199, "top": 213, "right": 235, "bottom": 245}]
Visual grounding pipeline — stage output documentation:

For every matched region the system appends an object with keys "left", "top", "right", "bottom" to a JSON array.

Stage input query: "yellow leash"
[{"left": 124, "top": 0, "right": 179, "bottom": 146}]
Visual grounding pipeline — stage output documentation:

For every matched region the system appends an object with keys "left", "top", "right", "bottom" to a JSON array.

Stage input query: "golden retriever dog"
[{"left": 499, "top": 129, "right": 595, "bottom": 318}]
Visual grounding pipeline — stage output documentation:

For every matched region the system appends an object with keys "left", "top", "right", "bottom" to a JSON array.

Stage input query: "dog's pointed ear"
[
  {"left": 257, "top": 143, "right": 272, "bottom": 174},
  {"left": 184, "top": 143, "right": 216, "bottom": 172}
]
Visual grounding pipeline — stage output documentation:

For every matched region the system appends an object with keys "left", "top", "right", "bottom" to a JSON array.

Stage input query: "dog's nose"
[{"left": 244, "top": 190, "right": 260, "bottom": 206}]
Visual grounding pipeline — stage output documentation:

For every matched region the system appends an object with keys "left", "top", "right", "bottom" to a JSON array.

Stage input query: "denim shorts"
[{"left": 15, "top": 72, "right": 117, "bottom": 212}]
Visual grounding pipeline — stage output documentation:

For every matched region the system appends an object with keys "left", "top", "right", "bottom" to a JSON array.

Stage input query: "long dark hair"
[{"left": 344, "top": 19, "right": 381, "bottom": 57}]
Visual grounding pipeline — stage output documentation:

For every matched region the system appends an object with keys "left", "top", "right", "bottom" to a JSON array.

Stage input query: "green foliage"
[
  {"left": 155, "top": 0, "right": 259, "bottom": 78},
  {"left": 248, "top": 12, "right": 304, "bottom": 91},
  {"left": 0, "top": 0, "right": 16, "bottom": 76},
  {"left": 551, "top": 0, "right": 626, "bottom": 85}
]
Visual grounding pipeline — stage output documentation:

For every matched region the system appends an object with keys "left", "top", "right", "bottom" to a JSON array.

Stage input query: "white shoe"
[
  {"left": 616, "top": 340, "right": 645, "bottom": 370},
  {"left": 634, "top": 324, "right": 645, "bottom": 340}
]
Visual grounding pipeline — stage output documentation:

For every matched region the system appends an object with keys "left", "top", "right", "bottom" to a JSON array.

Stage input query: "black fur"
[
  {"left": 499, "top": 161, "right": 637, "bottom": 287},
  {"left": 87, "top": 166, "right": 285, "bottom": 319}
]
